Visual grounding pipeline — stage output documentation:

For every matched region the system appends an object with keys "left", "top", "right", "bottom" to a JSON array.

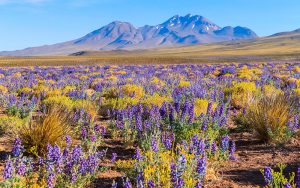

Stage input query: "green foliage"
[{"left": 261, "top": 164, "right": 295, "bottom": 188}]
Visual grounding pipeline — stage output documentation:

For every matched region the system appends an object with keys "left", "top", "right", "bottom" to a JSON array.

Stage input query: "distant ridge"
[
  {"left": 0, "top": 14, "right": 258, "bottom": 56},
  {"left": 270, "top": 28, "right": 300, "bottom": 37}
]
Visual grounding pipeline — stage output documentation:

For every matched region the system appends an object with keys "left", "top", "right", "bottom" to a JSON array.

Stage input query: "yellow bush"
[
  {"left": 294, "top": 66, "right": 300, "bottom": 73},
  {"left": 263, "top": 85, "right": 282, "bottom": 97},
  {"left": 0, "top": 115, "right": 27, "bottom": 134},
  {"left": 194, "top": 98, "right": 217, "bottom": 116},
  {"left": 104, "top": 97, "right": 139, "bottom": 110},
  {"left": 230, "top": 81, "right": 258, "bottom": 108},
  {"left": 18, "top": 87, "right": 32, "bottom": 95},
  {"left": 294, "top": 88, "right": 300, "bottom": 96},
  {"left": 142, "top": 93, "right": 172, "bottom": 107},
  {"left": 46, "top": 89, "right": 62, "bottom": 97},
  {"left": 150, "top": 77, "right": 166, "bottom": 87},
  {"left": 0, "top": 85, "right": 8, "bottom": 93},
  {"left": 43, "top": 96, "right": 75, "bottom": 111},
  {"left": 121, "top": 84, "right": 145, "bottom": 99},
  {"left": 178, "top": 80, "right": 191, "bottom": 87},
  {"left": 44, "top": 96, "right": 97, "bottom": 118},
  {"left": 62, "top": 85, "right": 76, "bottom": 94}
]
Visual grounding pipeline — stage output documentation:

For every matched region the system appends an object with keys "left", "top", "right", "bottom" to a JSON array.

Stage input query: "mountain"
[
  {"left": 0, "top": 14, "right": 258, "bottom": 56},
  {"left": 270, "top": 28, "right": 300, "bottom": 37}
]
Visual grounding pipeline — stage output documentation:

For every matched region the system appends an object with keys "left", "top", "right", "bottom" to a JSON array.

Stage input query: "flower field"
[{"left": 0, "top": 63, "right": 299, "bottom": 188}]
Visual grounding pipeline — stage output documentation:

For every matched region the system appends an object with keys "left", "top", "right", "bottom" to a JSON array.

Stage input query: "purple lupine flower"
[
  {"left": 116, "top": 120, "right": 124, "bottom": 129},
  {"left": 94, "top": 124, "right": 101, "bottom": 133},
  {"left": 195, "top": 181, "right": 202, "bottom": 188},
  {"left": 181, "top": 101, "right": 189, "bottom": 121},
  {"left": 3, "top": 159, "right": 14, "bottom": 179},
  {"left": 12, "top": 137, "right": 23, "bottom": 157},
  {"left": 206, "top": 102, "right": 212, "bottom": 115},
  {"left": 170, "top": 162, "right": 177, "bottom": 185},
  {"left": 81, "top": 127, "right": 87, "bottom": 139},
  {"left": 72, "top": 145, "right": 82, "bottom": 163},
  {"left": 264, "top": 166, "right": 273, "bottom": 185},
  {"left": 90, "top": 134, "right": 97, "bottom": 142},
  {"left": 219, "top": 103, "right": 224, "bottom": 116},
  {"left": 177, "top": 178, "right": 184, "bottom": 188},
  {"left": 65, "top": 135, "right": 71, "bottom": 146},
  {"left": 196, "top": 139, "right": 205, "bottom": 156},
  {"left": 135, "top": 147, "right": 142, "bottom": 161},
  {"left": 188, "top": 102, "right": 195, "bottom": 124},
  {"left": 144, "top": 120, "right": 151, "bottom": 131},
  {"left": 284, "top": 183, "right": 292, "bottom": 188},
  {"left": 196, "top": 155, "right": 206, "bottom": 177},
  {"left": 147, "top": 180, "right": 155, "bottom": 188},
  {"left": 159, "top": 102, "right": 167, "bottom": 118},
  {"left": 136, "top": 172, "right": 144, "bottom": 188},
  {"left": 123, "top": 178, "right": 132, "bottom": 188},
  {"left": 221, "top": 135, "right": 230, "bottom": 151},
  {"left": 151, "top": 136, "right": 158, "bottom": 152},
  {"left": 111, "top": 153, "right": 117, "bottom": 163},
  {"left": 229, "top": 141, "right": 237, "bottom": 161},
  {"left": 79, "top": 158, "right": 88, "bottom": 175},
  {"left": 46, "top": 172, "right": 55, "bottom": 188},
  {"left": 111, "top": 180, "right": 118, "bottom": 188},
  {"left": 87, "top": 154, "right": 98, "bottom": 173},
  {"left": 101, "top": 126, "right": 107, "bottom": 136},
  {"left": 174, "top": 102, "right": 180, "bottom": 115},
  {"left": 168, "top": 103, "right": 175, "bottom": 123},
  {"left": 16, "top": 158, "right": 26, "bottom": 176},
  {"left": 177, "top": 154, "right": 187, "bottom": 177},
  {"left": 202, "top": 118, "right": 208, "bottom": 131},
  {"left": 70, "top": 172, "right": 77, "bottom": 183},
  {"left": 211, "top": 141, "right": 217, "bottom": 154},
  {"left": 136, "top": 114, "right": 143, "bottom": 132}
]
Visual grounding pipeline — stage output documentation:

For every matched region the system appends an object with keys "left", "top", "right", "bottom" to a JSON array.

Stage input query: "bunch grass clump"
[
  {"left": 18, "top": 105, "right": 73, "bottom": 156},
  {"left": 246, "top": 93, "right": 296, "bottom": 144}
]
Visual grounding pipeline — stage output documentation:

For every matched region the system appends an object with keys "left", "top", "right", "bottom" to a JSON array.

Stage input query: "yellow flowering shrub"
[
  {"left": 46, "top": 89, "right": 62, "bottom": 97},
  {"left": 113, "top": 70, "right": 127, "bottom": 75},
  {"left": 150, "top": 77, "right": 166, "bottom": 87},
  {"left": 229, "top": 81, "right": 258, "bottom": 108},
  {"left": 18, "top": 87, "right": 32, "bottom": 95},
  {"left": 294, "top": 88, "right": 300, "bottom": 96},
  {"left": 142, "top": 93, "right": 172, "bottom": 107},
  {"left": 194, "top": 98, "right": 217, "bottom": 117},
  {"left": 263, "top": 85, "right": 283, "bottom": 97},
  {"left": 13, "top": 72, "right": 22, "bottom": 78},
  {"left": 0, "top": 85, "right": 8, "bottom": 93},
  {"left": 62, "top": 85, "right": 77, "bottom": 94},
  {"left": 121, "top": 84, "right": 145, "bottom": 99},
  {"left": 80, "top": 75, "right": 88, "bottom": 80},
  {"left": 106, "top": 75, "right": 118, "bottom": 82},
  {"left": 43, "top": 96, "right": 97, "bottom": 117},
  {"left": 104, "top": 97, "right": 139, "bottom": 110},
  {"left": 294, "top": 66, "right": 300, "bottom": 73},
  {"left": 0, "top": 115, "right": 27, "bottom": 133},
  {"left": 178, "top": 80, "right": 191, "bottom": 88}
]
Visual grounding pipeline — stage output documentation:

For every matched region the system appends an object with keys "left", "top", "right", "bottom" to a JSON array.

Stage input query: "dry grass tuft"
[
  {"left": 18, "top": 105, "right": 73, "bottom": 157},
  {"left": 246, "top": 93, "right": 296, "bottom": 144}
]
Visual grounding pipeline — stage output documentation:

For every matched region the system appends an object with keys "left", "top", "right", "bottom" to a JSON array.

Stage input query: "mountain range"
[{"left": 0, "top": 14, "right": 258, "bottom": 56}]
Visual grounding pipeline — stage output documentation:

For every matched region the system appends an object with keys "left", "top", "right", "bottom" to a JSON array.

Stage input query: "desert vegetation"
[{"left": 0, "top": 62, "right": 299, "bottom": 187}]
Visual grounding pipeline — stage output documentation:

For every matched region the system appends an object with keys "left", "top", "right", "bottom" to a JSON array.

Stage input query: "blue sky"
[{"left": 0, "top": 0, "right": 299, "bottom": 51}]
